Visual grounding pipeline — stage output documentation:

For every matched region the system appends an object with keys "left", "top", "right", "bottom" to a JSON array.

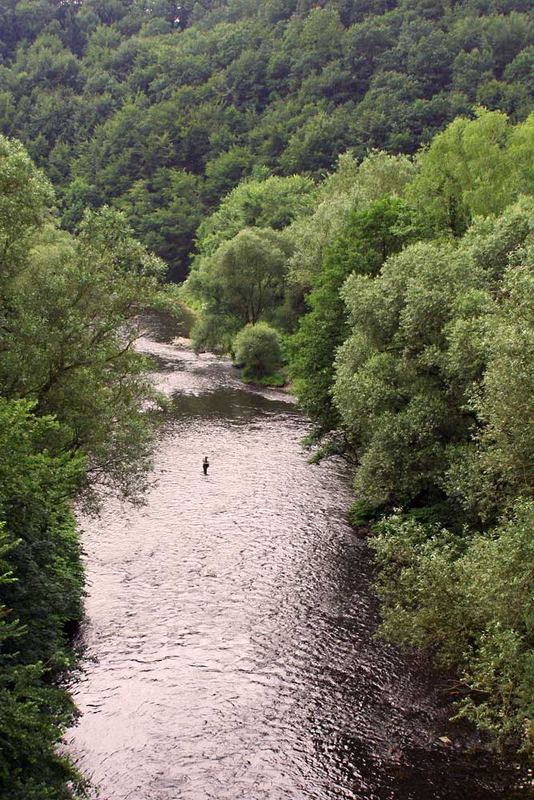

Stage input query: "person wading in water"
[{"left": 203, "top": 456, "right": 209, "bottom": 475}]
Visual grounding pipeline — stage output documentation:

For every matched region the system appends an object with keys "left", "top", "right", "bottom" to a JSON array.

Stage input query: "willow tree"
[
  {"left": 407, "top": 109, "right": 534, "bottom": 236},
  {"left": 290, "top": 196, "right": 425, "bottom": 432},
  {"left": 188, "top": 227, "right": 292, "bottom": 352},
  {"left": 0, "top": 136, "right": 169, "bottom": 506}
]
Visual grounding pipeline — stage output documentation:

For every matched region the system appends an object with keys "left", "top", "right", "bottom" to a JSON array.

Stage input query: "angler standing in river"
[{"left": 203, "top": 456, "right": 209, "bottom": 475}]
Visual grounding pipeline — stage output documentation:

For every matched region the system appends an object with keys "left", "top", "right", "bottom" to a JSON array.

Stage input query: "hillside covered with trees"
[
  {"left": 0, "top": 1, "right": 533, "bottom": 798},
  {"left": 0, "top": 0, "right": 532, "bottom": 279}
]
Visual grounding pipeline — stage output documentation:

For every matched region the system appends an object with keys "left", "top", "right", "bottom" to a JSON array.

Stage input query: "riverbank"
[{"left": 64, "top": 316, "right": 526, "bottom": 800}]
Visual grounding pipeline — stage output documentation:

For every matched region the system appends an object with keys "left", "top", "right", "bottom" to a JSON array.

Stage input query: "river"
[{"left": 66, "top": 314, "right": 518, "bottom": 800}]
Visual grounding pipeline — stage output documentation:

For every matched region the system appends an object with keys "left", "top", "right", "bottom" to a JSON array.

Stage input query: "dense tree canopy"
[
  {"left": 329, "top": 177, "right": 534, "bottom": 754},
  {"left": 0, "top": 0, "right": 531, "bottom": 279}
]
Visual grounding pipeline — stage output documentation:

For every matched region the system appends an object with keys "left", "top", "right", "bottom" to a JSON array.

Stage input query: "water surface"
[{"left": 67, "top": 316, "right": 514, "bottom": 800}]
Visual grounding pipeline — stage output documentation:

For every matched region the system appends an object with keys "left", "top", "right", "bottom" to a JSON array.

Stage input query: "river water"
[{"left": 66, "top": 315, "right": 517, "bottom": 800}]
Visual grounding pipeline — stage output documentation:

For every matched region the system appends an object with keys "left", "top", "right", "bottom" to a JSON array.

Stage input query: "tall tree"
[{"left": 290, "top": 196, "right": 425, "bottom": 432}]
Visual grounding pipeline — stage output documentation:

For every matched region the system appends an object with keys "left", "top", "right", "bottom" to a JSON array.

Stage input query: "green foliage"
[
  {"left": 448, "top": 212, "right": 534, "bottom": 519},
  {"left": 0, "top": 411, "right": 87, "bottom": 800},
  {"left": 233, "top": 322, "right": 283, "bottom": 379},
  {"left": 0, "top": 135, "right": 54, "bottom": 258},
  {"left": 0, "top": 136, "right": 169, "bottom": 505},
  {"left": 276, "top": 116, "right": 533, "bottom": 757},
  {"left": 329, "top": 182, "right": 534, "bottom": 755},
  {"left": 0, "top": 661, "right": 84, "bottom": 800},
  {"left": 480, "top": 238, "right": 534, "bottom": 498},
  {"left": 407, "top": 109, "right": 534, "bottom": 235},
  {"left": 193, "top": 173, "right": 316, "bottom": 259},
  {"left": 333, "top": 196, "right": 534, "bottom": 509},
  {"left": 188, "top": 226, "right": 292, "bottom": 352},
  {"left": 116, "top": 168, "right": 204, "bottom": 281},
  {"left": 0, "top": 0, "right": 531, "bottom": 278},
  {"left": 5, "top": 214, "right": 164, "bottom": 505},
  {"left": 370, "top": 500, "right": 534, "bottom": 751},
  {"left": 287, "top": 150, "right": 417, "bottom": 288},
  {"left": 203, "top": 145, "right": 254, "bottom": 204},
  {"left": 0, "top": 400, "right": 84, "bottom": 666},
  {"left": 290, "top": 196, "right": 425, "bottom": 431},
  {"left": 347, "top": 499, "right": 378, "bottom": 528}
]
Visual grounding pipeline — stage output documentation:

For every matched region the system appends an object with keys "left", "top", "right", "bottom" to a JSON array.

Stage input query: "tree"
[
  {"left": 234, "top": 322, "right": 283, "bottom": 378},
  {"left": 0, "top": 401, "right": 84, "bottom": 667},
  {"left": 0, "top": 136, "right": 168, "bottom": 506},
  {"left": 369, "top": 499, "right": 534, "bottom": 751},
  {"left": 287, "top": 150, "right": 416, "bottom": 289},
  {"left": 1, "top": 212, "right": 166, "bottom": 505},
  {"left": 333, "top": 233, "right": 486, "bottom": 507},
  {"left": 462, "top": 212, "right": 534, "bottom": 516},
  {"left": 330, "top": 200, "right": 533, "bottom": 513},
  {"left": 0, "top": 135, "right": 54, "bottom": 264},
  {"left": 406, "top": 108, "right": 534, "bottom": 235},
  {"left": 193, "top": 173, "right": 316, "bottom": 259},
  {"left": 117, "top": 167, "right": 204, "bottom": 280},
  {"left": 278, "top": 107, "right": 353, "bottom": 175},
  {"left": 188, "top": 227, "right": 292, "bottom": 350},
  {"left": 203, "top": 145, "right": 254, "bottom": 204},
  {"left": 290, "top": 197, "right": 425, "bottom": 432}
]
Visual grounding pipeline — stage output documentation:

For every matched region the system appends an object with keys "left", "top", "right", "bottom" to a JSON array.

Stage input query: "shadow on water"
[
  {"left": 144, "top": 307, "right": 195, "bottom": 342},
  {"left": 170, "top": 387, "right": 299, "bottom": 422},
  {"left": 65, "top": 314, "right": 528, "bottom": 800}
]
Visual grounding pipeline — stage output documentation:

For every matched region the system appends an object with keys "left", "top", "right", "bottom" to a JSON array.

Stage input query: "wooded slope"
[{"left": 0, "top": 0, "right": 532, "bottom": 278}]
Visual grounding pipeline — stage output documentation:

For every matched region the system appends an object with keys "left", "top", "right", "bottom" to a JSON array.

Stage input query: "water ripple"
[{"left": 66, "top": 316, "right": 515, "bottom": 800}]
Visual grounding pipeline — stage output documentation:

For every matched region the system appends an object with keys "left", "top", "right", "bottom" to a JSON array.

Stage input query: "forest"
[
  {"left": 0, "top": 0, "right": 533, "bottom": 798},
  {"left": 0, "top": 0, "right": 532, "bottom": 280}
]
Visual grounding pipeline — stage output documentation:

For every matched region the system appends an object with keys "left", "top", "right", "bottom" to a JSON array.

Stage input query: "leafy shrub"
[
  {"left": 347, "top": 499, "right": 378, "bottom": 528},
  {"left": 370, "top": 501, "right": 534, "bottom": 752},
  {"left": 233, "top": 322, "right": 283, "bottom": 379}
]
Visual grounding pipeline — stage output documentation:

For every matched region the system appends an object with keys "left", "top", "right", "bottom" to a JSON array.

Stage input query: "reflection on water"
[{"left": 66, "top": 315, "right": 517, "bottom": 800}]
